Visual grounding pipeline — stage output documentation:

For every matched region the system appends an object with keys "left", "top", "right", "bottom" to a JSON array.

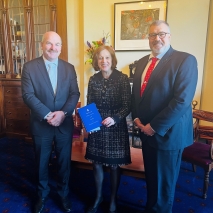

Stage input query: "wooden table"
[{"left": 71, "top": 141, "right": 145, "bottom": 178}]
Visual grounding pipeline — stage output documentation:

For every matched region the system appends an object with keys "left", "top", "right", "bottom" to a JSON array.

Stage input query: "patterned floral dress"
[{"left": 85, "top": 69, "right": 131, "bottom": 166}]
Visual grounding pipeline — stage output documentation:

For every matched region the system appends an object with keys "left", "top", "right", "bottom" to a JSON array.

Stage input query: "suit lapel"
[
  {"left": 55, "top": 59, "right": 66, "bottom": 98},
  {"left": 37, "top": 56, "right": 55, "bottom": 97},
  {"left": 140, "top": 47, "right": 174, "bottom": 101}
]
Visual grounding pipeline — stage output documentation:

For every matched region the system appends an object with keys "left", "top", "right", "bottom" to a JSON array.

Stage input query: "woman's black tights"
[
  {"left": 92, "top": 163, "right": 104, "bottom": 207},
  {"left": 92, "top": 163, "right": 121, "bottom": 211},
  {"left": 109, "top": 165, "right": 121, "bottom": 211}
]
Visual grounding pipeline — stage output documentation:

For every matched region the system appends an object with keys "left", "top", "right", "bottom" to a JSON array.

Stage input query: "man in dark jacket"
[
  {"left": 22, "top": 31, "right": 80, "bottom": 213},
  {"left": 132, "top": 20, "right": 198, "bottom": 213}
]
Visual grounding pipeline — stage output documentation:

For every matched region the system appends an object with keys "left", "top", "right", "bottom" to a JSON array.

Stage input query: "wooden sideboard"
[{"left": 0, "top": 79, "right": 30, "bottom": 138}]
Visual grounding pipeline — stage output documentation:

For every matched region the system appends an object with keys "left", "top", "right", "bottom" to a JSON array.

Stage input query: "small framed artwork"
[{"left": 114, "top": 0, "right": 167, "bottom": 51}]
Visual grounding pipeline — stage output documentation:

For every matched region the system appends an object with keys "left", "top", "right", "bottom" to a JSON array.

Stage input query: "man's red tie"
[{"left": 140, "top": 57, "right": 158, "bottom": 96}]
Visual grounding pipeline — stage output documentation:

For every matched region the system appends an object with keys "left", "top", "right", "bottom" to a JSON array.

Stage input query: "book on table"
[{"left": 77, "top": 103, "right": 102, "bottom": 132}]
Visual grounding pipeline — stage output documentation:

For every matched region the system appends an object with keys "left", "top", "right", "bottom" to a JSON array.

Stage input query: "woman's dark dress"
[{"left": 85, "top": 69, "right": 131, "bottom": 166}]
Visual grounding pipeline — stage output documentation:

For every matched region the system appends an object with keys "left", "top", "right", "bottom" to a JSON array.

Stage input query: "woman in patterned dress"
[{"left": 85, "top": 45, "right": 131, "bottom": 213}]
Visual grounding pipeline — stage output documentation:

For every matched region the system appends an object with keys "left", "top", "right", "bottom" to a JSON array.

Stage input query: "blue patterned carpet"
[{"left": 0, "top": 137, "right": 213, "bottom": 213}]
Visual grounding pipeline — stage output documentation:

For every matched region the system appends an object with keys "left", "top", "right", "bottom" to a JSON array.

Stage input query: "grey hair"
[{"left": 149, "top": 20, "right": 170, "bottom": 33}]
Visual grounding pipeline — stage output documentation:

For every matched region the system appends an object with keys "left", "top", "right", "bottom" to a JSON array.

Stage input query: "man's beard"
[{"left": 151, "top": 41, "right": 166, "bottom": 54}]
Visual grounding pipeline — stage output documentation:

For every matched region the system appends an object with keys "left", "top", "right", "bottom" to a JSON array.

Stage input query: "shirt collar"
[
  {"left": 149, "top": 45, "right": 170, "bottom": 61},
  {"left": 43, "top": 55, "right": 58, "bottom": 66}
]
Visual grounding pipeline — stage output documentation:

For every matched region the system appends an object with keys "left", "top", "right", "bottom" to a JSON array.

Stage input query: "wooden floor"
[{"left": 71, "top": 141, "right": 145, "bottom": 178}]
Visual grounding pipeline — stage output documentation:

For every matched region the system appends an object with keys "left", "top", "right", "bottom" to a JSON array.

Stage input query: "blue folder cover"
[{"left": 78, "top": 103, "right": 102, "bottom": 132}]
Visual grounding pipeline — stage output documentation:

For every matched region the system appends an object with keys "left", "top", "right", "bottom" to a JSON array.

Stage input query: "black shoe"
[
  {"left": 108, "top": 210, "right": 117, "bottom": 213},
  {"left": 33, "top": 197, "right": 47, "bottom": 213},
  {"left": 60, "top": 196, "right": 72, "bottom": 212},
  {"left": 86, "top": 197, "right": 103, "bottom": 213}
]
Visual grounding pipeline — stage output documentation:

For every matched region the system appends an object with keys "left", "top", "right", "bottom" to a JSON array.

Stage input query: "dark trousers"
[
  {"left": 141, "top": 135, "right": 183, "bottom": 213},
  {"left": 33, "top": 131, "right": 72, "bottom": 198}
]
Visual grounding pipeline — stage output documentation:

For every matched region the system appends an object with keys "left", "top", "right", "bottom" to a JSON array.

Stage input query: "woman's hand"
[{"left": 102, "top": 117, "right": 115, "bottom": 127}]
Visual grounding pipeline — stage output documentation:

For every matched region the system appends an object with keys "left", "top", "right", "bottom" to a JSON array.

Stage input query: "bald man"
[{"left": 22, "top": 31, "right": 80, "bottom": 213}]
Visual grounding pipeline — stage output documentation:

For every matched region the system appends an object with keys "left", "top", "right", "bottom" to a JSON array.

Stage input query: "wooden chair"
[
  {"left": 131, "top": 124, "right": 142, "bottom": 148},
  {"left": 72, "top": 102, "right": 82, "bottom": 141},
  {"left": 182, "top": 109, "right": 213, "bottom": 199},
  {"left": 129, "top": 60, "right": 138, "bottom": 83}
]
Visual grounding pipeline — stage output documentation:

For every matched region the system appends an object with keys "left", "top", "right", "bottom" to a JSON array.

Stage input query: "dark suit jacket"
[
  {"left": 21, "top": 56, "right": 80, "bottom": 136},
  {"left": 132, "top": 46, "right": 198, "bottom": 150}
]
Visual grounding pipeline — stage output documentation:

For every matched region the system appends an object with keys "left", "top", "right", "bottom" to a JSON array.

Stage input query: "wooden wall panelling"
[
  {"left": 0, "top": 0, "right": 14, "bottom": 75},
  {"left": 49, "top": 0, "right": 57, "bottom": 32},
  {"left": 55, "top": 0, "right": 67, "bottom": 61},
  {"left": 23, "top": 0, "right": 35, "bottom": 61}
]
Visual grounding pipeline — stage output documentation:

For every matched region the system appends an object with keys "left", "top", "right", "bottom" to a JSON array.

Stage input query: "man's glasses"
[{"left": 148, "top": 32, "right": 170, "bottom": 40}]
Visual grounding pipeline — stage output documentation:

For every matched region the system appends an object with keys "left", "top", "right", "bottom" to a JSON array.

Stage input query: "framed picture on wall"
[{"left": 114, "top": 0, "right": 168, "bottom": 51}]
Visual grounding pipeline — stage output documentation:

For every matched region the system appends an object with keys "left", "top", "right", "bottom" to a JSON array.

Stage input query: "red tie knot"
[{"left": 151, "top": 57, "right": 158, "bottom": 63}]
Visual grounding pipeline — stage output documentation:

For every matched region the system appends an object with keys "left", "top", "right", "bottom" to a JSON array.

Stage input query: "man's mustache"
[
  {"left": 153, "top": 41, "right": 162, "bottom": 45},
  {"left": 48, "top": 50, "right": 58, "bottom": 53}
]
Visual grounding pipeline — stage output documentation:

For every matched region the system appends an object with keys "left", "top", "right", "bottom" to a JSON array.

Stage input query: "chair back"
[
  {"left": 72, "top": 102, "right": 82, "bottom": 140},
  {"left": 193, "top": 109, "right": 213, "bottom": 159},
  {"left": 74, "top": 102, "right": 82, "bottom": 128},
  {"left": 193, "top": 109, "right": 213, "bottom": 123},
  {"left": 129, "top": 60, "right": 138, "bottom": 84}
]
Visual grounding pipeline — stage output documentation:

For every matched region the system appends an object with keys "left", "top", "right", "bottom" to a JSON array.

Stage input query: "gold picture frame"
[{"left": 114, "top": 0, "right": 168, "bottom": 51}]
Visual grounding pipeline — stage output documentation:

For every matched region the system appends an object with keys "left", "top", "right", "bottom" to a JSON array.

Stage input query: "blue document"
[{"left": 78, "top": 103, "right": 102, "bottom": 132}]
